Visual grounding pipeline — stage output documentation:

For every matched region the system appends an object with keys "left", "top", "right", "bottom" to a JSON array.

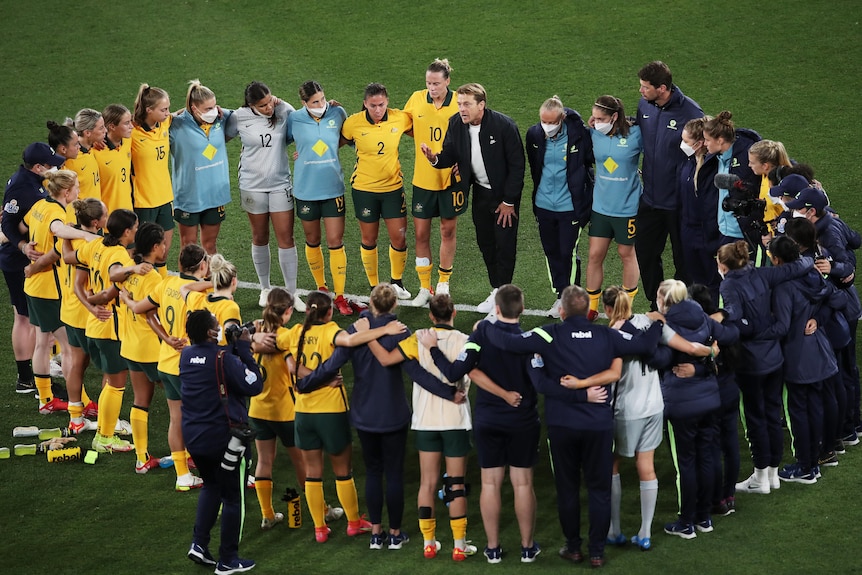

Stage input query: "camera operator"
[{"left": 181, "top": 310, "right": 263, "bottom": 574}]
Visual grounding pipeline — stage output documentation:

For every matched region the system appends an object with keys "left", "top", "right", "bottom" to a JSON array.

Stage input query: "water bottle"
[
  {"left": 47, "top": 446, "right": 81, "bottom": 463},
  {"left": 282, "top": 488, "right": 302, "bottom": 528},
  {"left": 39, "top": 428, "right": 71, "bottom": 440}
]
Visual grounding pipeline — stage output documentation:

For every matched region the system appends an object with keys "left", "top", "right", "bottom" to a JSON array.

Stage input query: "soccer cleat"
[
  {"left": 369, "top": 533, "right": 385, "bottom": 550},
  {"left": 261, "top": 512, "right": 284, "bottom": 530},
  {"left": 38, "top": 397, "right": 69, "bottom": 415},
  {"left": 606, "top": 533, "right": 627, "bottom": 546},
  {"left": 735, "top": 471, "right": 770, "bottom": 494},
  {"left": 521, "top": 542, "right": 541, "bottom": 563},
  {"left": 50, "top": 358, "right": 64, "bottom": 379},
  {"left": 483, "top": 545, "right": 502, "bottom": 564},
  {"left": 68, "top": 418, "right": 98, "bottom": 435},
  {"left": 548, "top": 298, "right": 562, "bottom": 318},
  {"left": 424, "top": 540, "right": 442, "bottom": 559},
  {"left": 587, "top": 309, "right": 599, "bottom": 322},
  {"left": 246, "top": 475, "right": 256, "bottom": 489},
  {"left": 92, "top": 434, "right": 134, "bottom": 453},
  {"left": 187, "top": 456, "right": 197, "bottom": 469},
  {"left": 388, "top": 531, "right": 409, "bottom": 550},
  {"left": 348, "top": 298, "right": 368, "bottom": 313},
  {"left": 187, "top": 542, "right": 217, "bottom": 566},
  {"left": 631, "top": 535, "right": 651, "bottom": 551},
  {"left": 664, "top": 520, "right": 696, "bottom": 540},
  {"left": 778, "top": 462, "right": 817, "bottom": 484},
  {"left": 82, "top": 401, "right": 98, "bottom": 419},
  {"left": 214, "top": 557, "right": 256, "bottom": 575},
  {"left": 114, "top": 419, "right": 132, "bottom": 436},
  {"left": 435, "top": 281, "right": 449, "bottom": 296},
  {"left": 818, "top": 451, "right": 839, "bottom": 467},
  {"left": 333, "top": 295, "right": 353, "bottom": 316},
  {"left": 695, "top": 518, "right": 713, "bottom": 533},
  {"left": 176, "top": 473, "right": 204, "bottom": 491},
  {"left": 559, "top": 546, "right": 584, "bottom": 563},
  {"left": 452, "top": 544, "right": 477, "bottom": 562},
  {"left": 258, "top": 288, "right": 272, "bottom": 308},
  {"left": 842, "top": 431, "right": 859, "bottom": 446},
  {"left": 391, "top": 281, "right": 412, "bottom": 300},
  {"left": 15, "top": 379, "right": 36, "bottom": 394},
  {"left": 410, "top": 288, "right": 432, "bottom": 307},
  {"left": 135, "top": 456, "right": 160, "bottom": 474},
  {"left": 315, "top": 526, "right": 331, "bottom": 543},
  {"left": 476, "top": 288, "right": 498, "bottom": 313},
  {"left": 346, "top": 516, "right": 373, "bottom": 536},
  {"left": 293, "top": 295, "right": 307, "bottom": 313},
  {"left": 324, "top": 504, "right": 344, "bottom": 522}
]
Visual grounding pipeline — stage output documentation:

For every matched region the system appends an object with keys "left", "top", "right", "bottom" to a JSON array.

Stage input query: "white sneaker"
[
  {"left": 548, "top": 298, "right": 562, "bottom": 318},
  {"left": 176, "top": 473, "right": 204, "bottom": 492},
  {"left": 50, "top": 357, "right": 64, "bottom": 379},
  {"left": 735, "top": 469, "right": 770, "bottom": 494},
  {"left": 293, "top": 294, "right": 307, "bottom": 313},
  {"left": 476, "top": 288, "right": 498, "bottom": 313},
  {"left": 392, "top": 283, "right": 412, "bottom": 300},
  {"left": 258, "top": 288, "right": 272, "bottom": 308},
  {"left": 768, "top": 466, "right": 780, "bottom": 490},
  {"left": 411, "top": 288, "right": 432, "bottom": 307},
  {"left": 435, "top": 282, "right": 450, "bottom": 296},
  {"left": 114, "top": 419, "right": 132, "bottom": 436}
]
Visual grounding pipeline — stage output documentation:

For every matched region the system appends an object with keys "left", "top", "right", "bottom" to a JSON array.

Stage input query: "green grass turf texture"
[{"left": 1, "top": 1, "right": 861, "bottom": 573}]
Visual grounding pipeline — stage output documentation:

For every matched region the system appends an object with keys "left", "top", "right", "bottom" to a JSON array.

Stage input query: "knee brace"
[{"left": 440, "top": 475, "right": 470, "bottom": 503}]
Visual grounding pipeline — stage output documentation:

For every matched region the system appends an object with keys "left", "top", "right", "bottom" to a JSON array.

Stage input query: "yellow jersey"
[
  {"left": 341, "top": 108, "right": 412, "bottom": 192},
  {"left": 148, "top": 273, "right": 196, "bottom": 376},
  {"left": 186, "top": 292, "right": 241, "bottom": 346},
  {"left": 93, "top": 137, "right": 134, "bottom": 213},
  {"left": 131, "top": 116, "right": 173, "bottom": 208},
  {"left": 75, "top": 238, "right": 121, "bottom": 340},
  {"left": 250, "top": 327, "right": 297, "bottom": 422},
  {"left": 403, "top": 89, "right": 458, "bottom": 191},
  {"left": 60, "top": 236, "right": 91, "bottom": 329},
  {"left": 120, "top": 268, "right": 162, "bottom": 363},
  {"left": 23, "top": 197, "right": 65, "bottom": 300},
  {"left": 288, "top": 321, "right": 348, "bottom": 414}
]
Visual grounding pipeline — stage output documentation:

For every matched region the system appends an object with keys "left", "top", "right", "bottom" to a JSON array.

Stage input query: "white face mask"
[
  {"left": 793, "top": 209, "right": 808, "bottom": 219},
  {"left": 594, "top": 122, "right": 613, "bottom": 135},
  {"left": 44, "top": 166, "right": 59, "bottom": 174},
  {"left": 307, "top": 105, "right": 326, "bottom": 118},
  {"left": 541, "top": 122, "right": 561, "bottom": 137},
  {"left": 680, "top": 140, "right": 697, "bottom": 157},
  {"left": 199, "top": 108, "right": 219, "bottom": 124},
  {"left": 717, "top": 268, "right": 726, "bottom": 280}
]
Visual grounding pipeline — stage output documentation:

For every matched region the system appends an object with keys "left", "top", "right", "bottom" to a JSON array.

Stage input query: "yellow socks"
[
  {"left": 360, "top": 244, "right": 379, "bottom": 287},
  {"left": 35, "top": 374, "right": 52, "bottom": 404},
  {"left": 305, "top": 478, "right": 326, "bottom": 528},
  {"left": 330, "top": 245, "right": 347, "bottom": 295},
  {"left": 450, "top": 516, "right": 467, "bottom": 542},
  {"left": 255, "top": 478, "right": 275, "bottom": 520},
  {"left": 416, "top": 261, "right": 433, "bottom": 291},
  {"left": 335, "top": 476, "right": 360, "bottom": 522},
  {"left": 80, "top": 385, "right": 91, "bottom": 407},
  {"left": 305, "top": 243, "right": 327, "bottom": 289},
  {"left": 97, "top": 385, "right": 124, "bottom": 437},
  {"left": 419, "top": 516, "right": 436, "bottom": 543},
  {"left": 389, "top": 244, "right": 407, "bottom": 282},
  {"left": 588, "top": 288, "right": 601, "bottom": 314},
  {"left": 438, "top": 266, "right": 453, "bottom": 285},
  {"left": 172, "top": 450, "right": 190, "bottom": 478},
  {"left": 130, "top": 406, "right": 149, "bottom": 463},
  {"left": 68, "top": 401, "right": 84, "bottom": 420},
  {"left": 625, "top": 285, "right": 639, "bottom": 301}
]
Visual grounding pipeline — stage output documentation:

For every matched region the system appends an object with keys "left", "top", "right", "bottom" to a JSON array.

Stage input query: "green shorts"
[
  {"left": 159, "top": 371, "right": 182, "bottom": 401},
  {"left": 66, "top": 325, "right": 89, "bottom": 350},
  {"left": 352, "top": 188, "right": 406, "bottom": 222},
  {"left": 92, "top": 338, "right": 126, "bottom": 374},
  {"left": 249, "top": 417, "right": 296, "bottom": 447},
  {"left": 296, "top": 196, "right": 346, "bottom": 221},
  {"left": 126, "top": 359, "right": 161, "bottom": 383},
  {"left": 589, "top": 211, "right": 636, "bottom": 245},
  {"left": 412, "top": 185, "right": 468, "bottom": 219},
  {"left": 294, "top": 412, "right": 351, "bottom": 454},
  {"left": 26, "top": 296, "right": 63, "bottom": 333},
  {"left": 135, "top": 202, "right": 175, "bottom": 231},
  {"left": 414, "top": 429, "right": 472, "bottom": 457},
  {"left": 174, "top": 205, "right": 226, "bottom": 226}
]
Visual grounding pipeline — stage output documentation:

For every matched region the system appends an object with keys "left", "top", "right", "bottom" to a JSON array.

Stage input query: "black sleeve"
[{"left": 403, "top": 359, "right": 457, "bottom": 400}]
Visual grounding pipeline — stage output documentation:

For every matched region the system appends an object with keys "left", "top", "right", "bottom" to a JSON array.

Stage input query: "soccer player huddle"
[{"left": 1, "top": 58, "right": 859, "bottom": 573}]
